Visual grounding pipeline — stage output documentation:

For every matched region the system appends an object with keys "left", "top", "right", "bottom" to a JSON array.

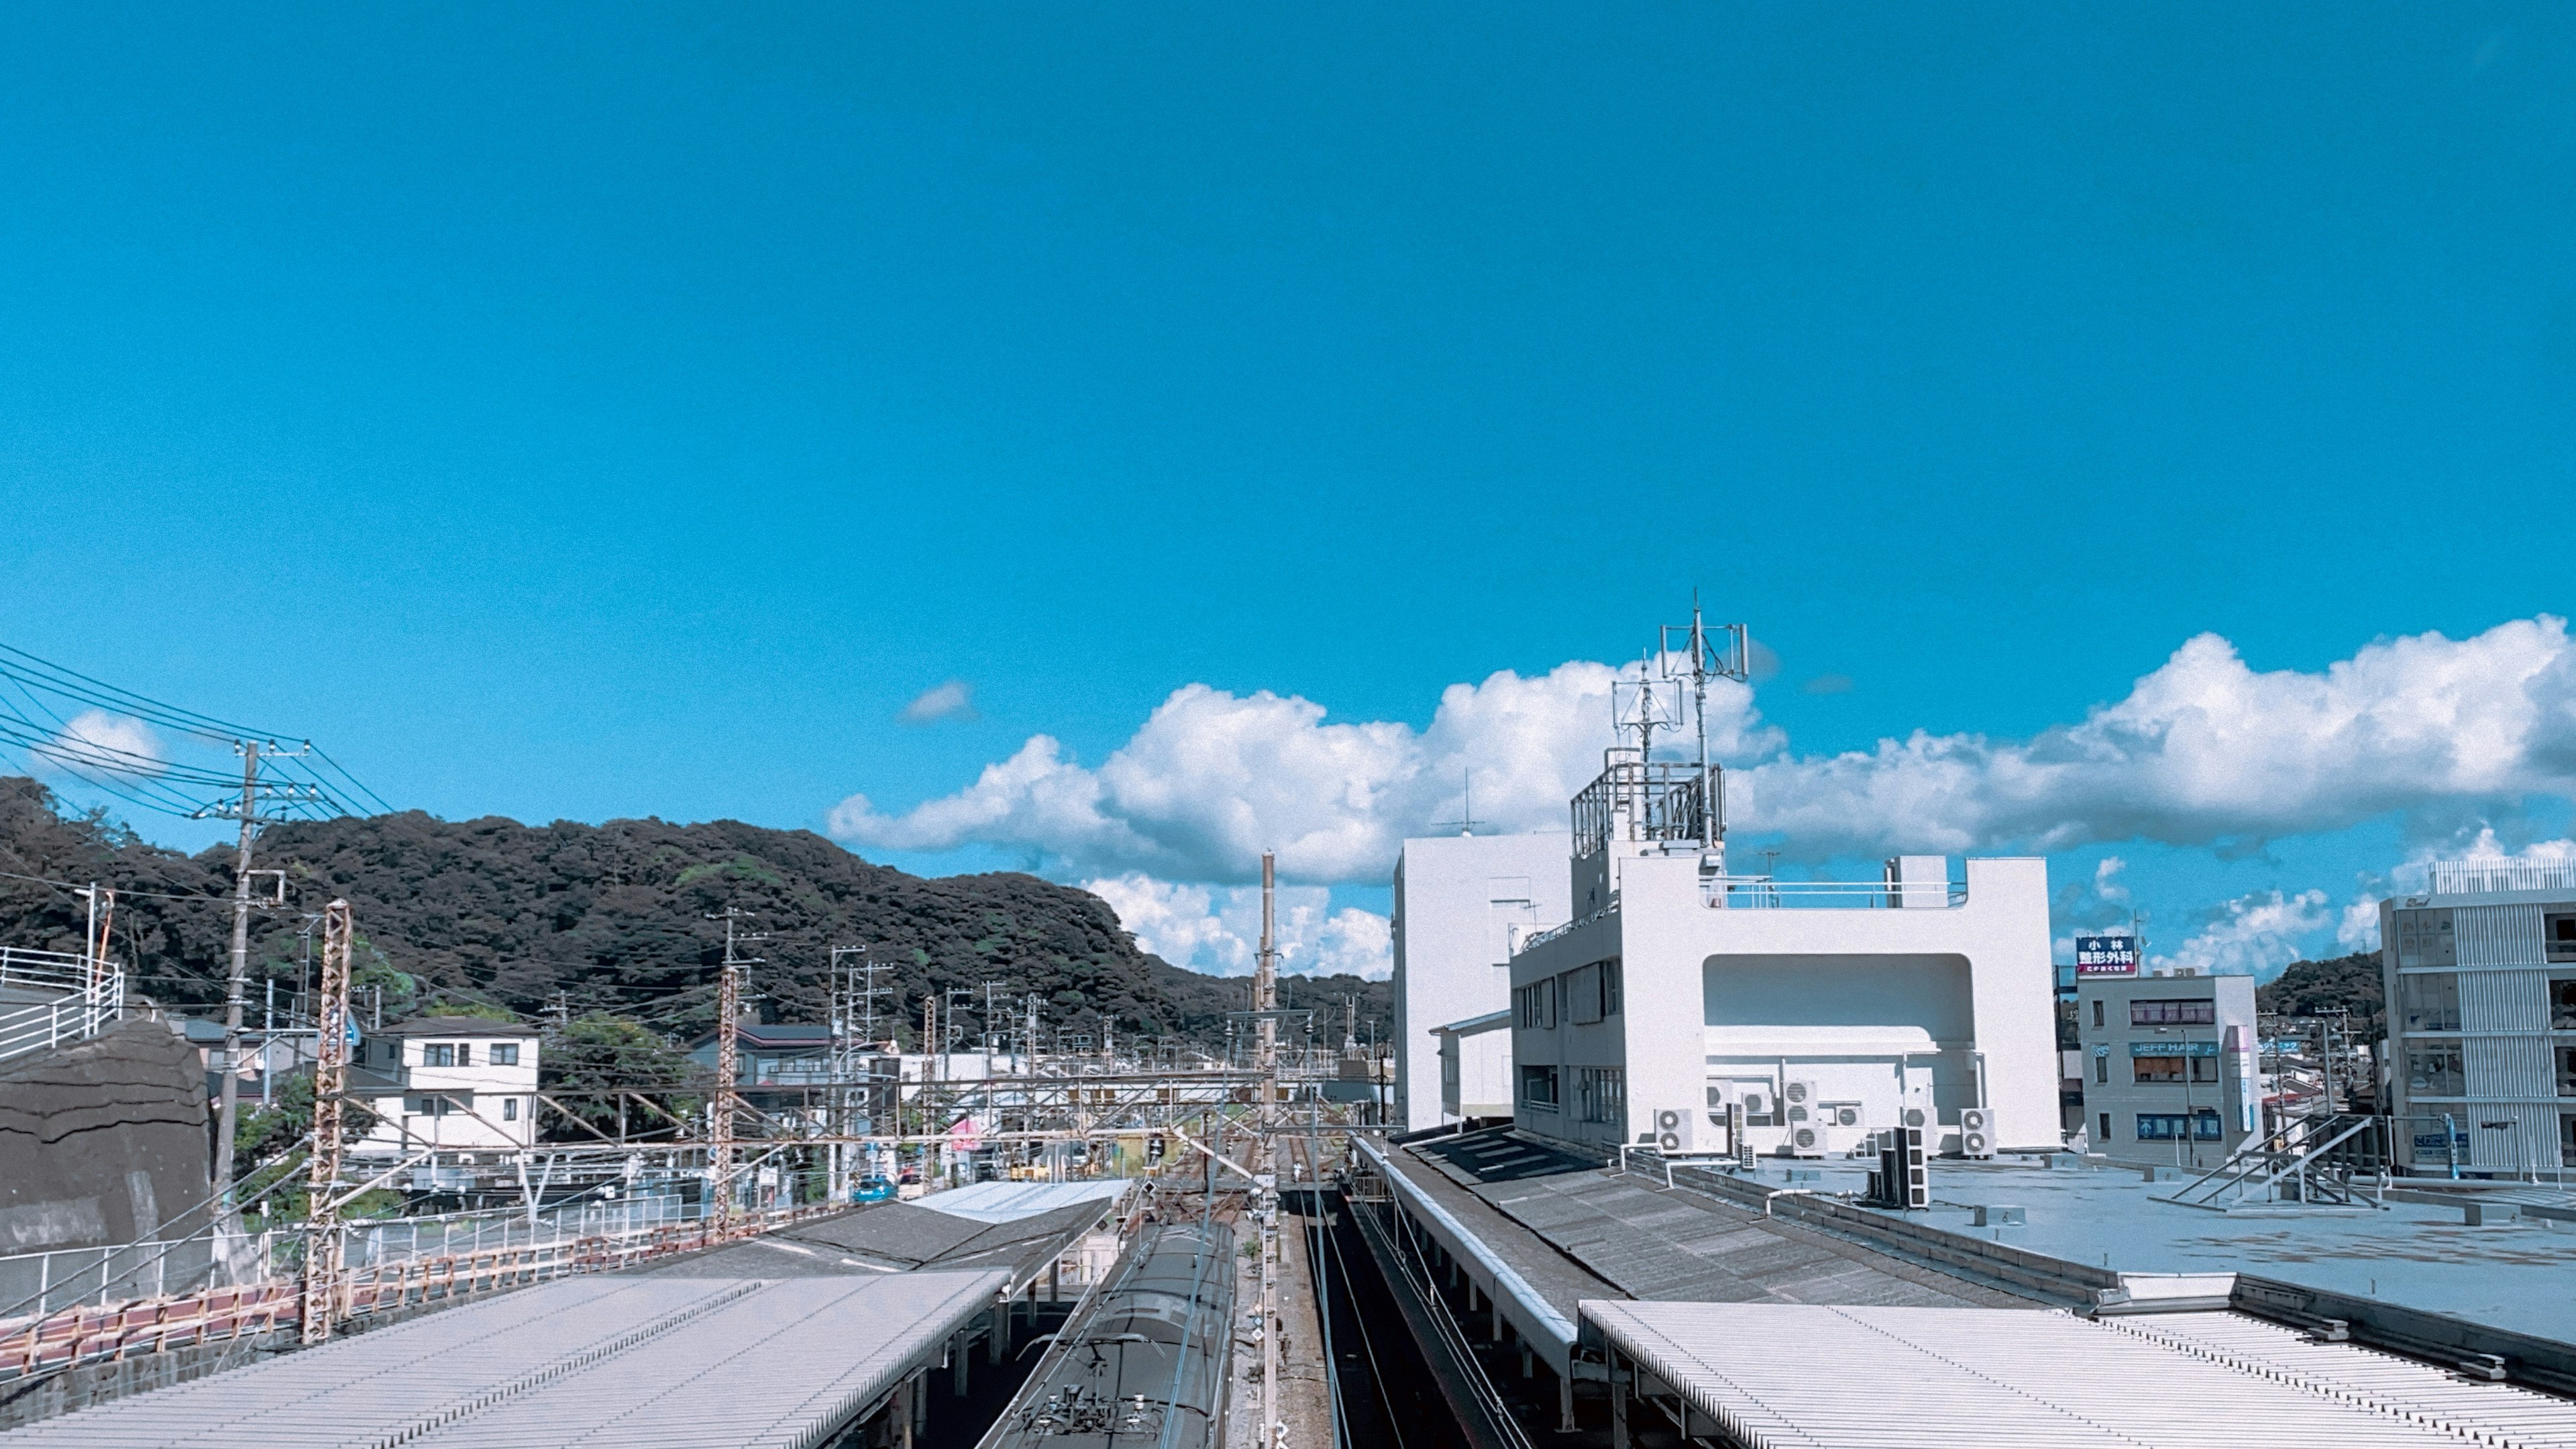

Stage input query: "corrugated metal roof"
[
  {"left": 1585, "top": 1300, "right": 2576, "bottom": 1448},
  {"left": 912, "top": 1181, "right": 1122, "bottom": 1224},
  {"left": 0, "top": 1271, "right": 1006, "bottom": 1449}
]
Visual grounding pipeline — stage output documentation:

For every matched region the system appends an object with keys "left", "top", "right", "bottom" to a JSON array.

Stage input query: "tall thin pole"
[
  {"left": 1254, "top": 851, "right": 1279, "bottom": 1449},
  {"left": 712, "top": 914, "right": 741, "bottom": 1239},
  {"left": 213, "top": 741, "right": 262, "bottom": 1224},
  {"left": 302, "top": 899, "right": 353, "bottom": 1344}
]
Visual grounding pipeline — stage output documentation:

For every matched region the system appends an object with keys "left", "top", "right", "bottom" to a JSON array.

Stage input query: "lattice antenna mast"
[
  {"left": 1659, "top": 596, "right": 1750, "bottom": 855},
  {"left": 301, "top": 898, "right": 354, "bottom": 1344},
  {"left": 706, "top": 907, "right": 764, "bottom": 1239}
]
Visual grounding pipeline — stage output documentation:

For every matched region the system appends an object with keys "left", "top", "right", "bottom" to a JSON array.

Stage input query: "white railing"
[
  {"left": 1702, "top": 876, "right": 1968, "bottom": 910},
  {"left": 0, "top": 963, "right": 124, "bottom": 1066},
  {"left": 0, "top": 946, "right": 96, "bottom": 996},
  {"left": 0, "top": 1195, "right": 700, "bottom": 1321},
  {"left": 2430, "top": 859, "right": 2576, "bottom": 896}
]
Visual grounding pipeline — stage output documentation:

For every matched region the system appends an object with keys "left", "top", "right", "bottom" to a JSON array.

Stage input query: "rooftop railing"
[
  {"left": 2429, "top": 858, "right": 2576, "bottom": 896},
  {"left": 1703, "top": 875, "right": 1968, "bottom": 910}
]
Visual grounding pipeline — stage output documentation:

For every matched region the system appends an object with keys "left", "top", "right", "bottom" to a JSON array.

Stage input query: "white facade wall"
[
  {"left": 1391, "top": 833, "right": 1572, "bottom": 1132},
  {"left": 1434, "top": 1013, "right": 1515, "bottom": 1120},
  {"left": 1509, "top": 853, "right": 2058, "bottom": 1157},
  {"left": 354, "top": 1028, "right": 542, "bottom": 1157}
]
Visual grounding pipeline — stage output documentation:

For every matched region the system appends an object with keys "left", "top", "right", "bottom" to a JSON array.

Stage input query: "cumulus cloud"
[
  {"left": 37, "top": 709, "right": 166, "bottom": 779},
  {"left": 900, "top": 680, "right": 978, "bottom": 725},
  {"left": 2336, "top": 897, "right": 2383, "bottom": 953},
  {"left": 833, "top": 660, "right": 1774, "bottom": 883},
  {"left": 1081, "top": 873, "right": 1393, "bottom": 979},
  {"left": 831, "top": 614, "right": 2576, "bottom": 885},
  {"left": 1742, "top": 616, "right": 2576, "bottom": 858},
  {"left": 2151, "top": 888, "right": 2331, "bottom": 980}
]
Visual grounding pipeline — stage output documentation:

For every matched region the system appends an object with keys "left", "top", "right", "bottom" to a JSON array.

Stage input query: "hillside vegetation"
[{"left": 0, "top": 777, "right": 1389, "bottom": 1049}]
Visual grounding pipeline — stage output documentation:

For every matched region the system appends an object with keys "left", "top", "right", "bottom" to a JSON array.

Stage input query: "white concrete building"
[
  {"left": 2379, "top": 859, "right": 2576, "bottom": 1177},
  {"left": 1507, "top": 747, "right": 2058, "bottom": 1158},
  {"left": 1432, "top": 1009, "right": 1513, "bottom": 1122},
  {"left": 1390, "top": 832, "right": 1572, "bottom": 1132},
  {"left": 350, "top": 1016, "right": 543, "bottom": 1157}
]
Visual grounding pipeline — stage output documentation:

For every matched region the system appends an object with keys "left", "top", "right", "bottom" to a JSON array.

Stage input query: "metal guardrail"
[
  {"left": 0, "top": 963, "right": 124, "bottom": 1066},
  {"left": 0, "top": 1201, "right": 843, "bottom": 1383}
]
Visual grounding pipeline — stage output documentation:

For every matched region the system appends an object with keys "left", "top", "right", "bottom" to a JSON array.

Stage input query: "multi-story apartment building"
[
  {"left": 350, "top": 1015, "right": 543, "bottom": 1157},
  {"left": 2073, "top": 967, "right": 2259, "bottom": 1169},
  {"left": 2379, "top": 859, "right": 2576, "bottom": 1177}
]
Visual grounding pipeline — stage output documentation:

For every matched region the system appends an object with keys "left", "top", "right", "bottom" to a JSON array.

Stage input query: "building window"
[
  {"left": 1575, "top": 1067, "right": 1625, "bottom": 1124},
  {"left": 1515, "top": 981, "right": 1556, "bottom": 1030},
  {"left": 2094, "top": 1054, "right": 2108, "bottom": 1085},
  {"left": 2407, "top": 1042, "right": 2465, "bottom": 1097},
  {"left": 2098, "top": 1112, "right": 2111, "bottom": 1142},
  {"left": 2130, "top": 999, "right": 2215, "bottom": 1027},
  {"left": 2090, "top": 1000, "right": 2104, "bottom": 1029},
  {"left": 1567, "top": 965, "right": 1605, "bottom": 1025},
  {"left": 2133, "top": 1054, "right": 2216, "bottom": 1085},
  {"left": 1602, "top": 960, "right": 1621, "bottom": 1016},
  {"left": 490, "top": 1043, "right": 520, "bottom": 1066},
  {"left": 2394, "top": 909, "right": 2455, "bottom": 968},
  {"left": 2137, "top": 1112, "right": 2222, "bottom": 1142},
  {"left": 1519, "top": 1065, "right": 1560, "bottom": 1109},
  {"left": 423, "top": 1043, "right": 456, "bottom": 1068},
  {"left": 2564, "top": 1113, "right": 2576, "bottom": 1171},
  {"left": 2399, "top": 974, "right": 2461, "bottom": 1032},
  {"left": 502, "top": 1097, "right": 519, "bottom": 1121},
  {"left": 2552, "top": 978, "right": 2576, "bottom": 1032},
  {"left": 2548, "top": 913, "right": 2576, "bottom": 964},
  {"left": 2560, "top": 1046, "right": 2576, "bottom": 1099}
]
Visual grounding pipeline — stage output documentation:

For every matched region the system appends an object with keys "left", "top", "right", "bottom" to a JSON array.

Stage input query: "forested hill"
[{"left": 0, "top": 777, "right": 1389, "bottom": 1049}]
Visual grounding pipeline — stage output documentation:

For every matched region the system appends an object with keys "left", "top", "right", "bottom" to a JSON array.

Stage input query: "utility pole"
[
  {"left": 1254, "top": 850, "right": 1281, "bottom": 1449},
  {"left": 301, "top": 900, "right": 354, "bottom": 1345},
  {"left": 213, "top": 741, "right": 262, "bottom": 1225},
  {"left": 707, "top": 908, "right": 761, "bottom": 1240}
]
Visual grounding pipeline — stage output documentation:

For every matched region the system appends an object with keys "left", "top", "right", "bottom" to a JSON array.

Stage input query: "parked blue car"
[{"left": 851, "top": 1176, "right": 895, "bottom": 1204}]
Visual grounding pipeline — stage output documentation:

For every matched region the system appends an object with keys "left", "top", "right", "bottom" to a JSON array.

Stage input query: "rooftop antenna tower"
[
  {"left": 1432, "top": 767, "right": 1483, "bottom": 837},
  {"left": 1660, "top": 594, "right": 1750, "bottom": 859}
]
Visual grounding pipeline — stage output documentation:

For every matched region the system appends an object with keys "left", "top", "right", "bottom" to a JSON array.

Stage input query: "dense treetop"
[{"left": 0, "top": 777, "right": 1387, "bottom": 1050}]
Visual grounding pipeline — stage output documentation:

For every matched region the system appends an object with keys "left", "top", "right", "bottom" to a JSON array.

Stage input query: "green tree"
[
  {"left": 539, "top": 1013, "right": 703, "bottom": 1143},
  {"left": 231, "top": 1073, "right": 382, "bottom": 1226}
]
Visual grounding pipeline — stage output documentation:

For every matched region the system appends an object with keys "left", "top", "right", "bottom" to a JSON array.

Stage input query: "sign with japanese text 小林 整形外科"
[{"left": 2074, "top": 934, "right": 2139, "bottom": 975}]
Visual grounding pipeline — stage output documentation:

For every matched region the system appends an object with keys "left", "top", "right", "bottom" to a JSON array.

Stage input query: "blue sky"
[{"left": 2, "top": 6, "right": 2573, "bottom": 978}]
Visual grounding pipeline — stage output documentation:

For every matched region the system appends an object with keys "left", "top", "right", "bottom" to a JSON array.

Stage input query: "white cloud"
[
  {"left": 2150, "top": 889, "right": 2330, "bottom": 980},
  {"left": 37, "top": 709, "right": 166, "bottom": 779},
  {"left": 900, "top": 680, "right": 978, "bottom": 725},
  {"left": 2335, "top": 896, "right": 2382, "bottom": 953},
  {"left": 836, "top": 615, "right": 2576, "bottom": 884},
  {"left": 2093, "top": 857, "right": 2130, "bottom": 904},
  {"left": 1080, "top": 872, "right": 1393, "bottom": 979},
  {"left": 1741, "top": 616, "right": 2576, "bottom": 858},
  {"left": 833, "top": 661, "right": 1774, "bottom": 883}
]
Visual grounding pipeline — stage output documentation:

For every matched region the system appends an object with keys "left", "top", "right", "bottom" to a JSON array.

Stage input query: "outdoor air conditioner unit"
[
  {"left": 1959, "top": 1107, "right": 1996, "bottom": 1159},
  {"left": 1653, "top": 1106, "right": 1696, "bottom": 1155},
  {"left": 1739, "top": 1089, "right": 1771, "bottom": 1120},
  {"left": 1787, "top": 1121, "right": 1826, "bottom": 1158},
  {"left": 1782, "top": 1079, "right": 1814, "bottom": 1111},
  {"left": 1827, "top": 1103, "right": 1862, "bottom": 1129}
]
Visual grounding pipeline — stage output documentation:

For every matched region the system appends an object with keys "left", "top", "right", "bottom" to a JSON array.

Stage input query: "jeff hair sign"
[{"left": 2074, "top": 935, "right": 2139, "bottom": 976}]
